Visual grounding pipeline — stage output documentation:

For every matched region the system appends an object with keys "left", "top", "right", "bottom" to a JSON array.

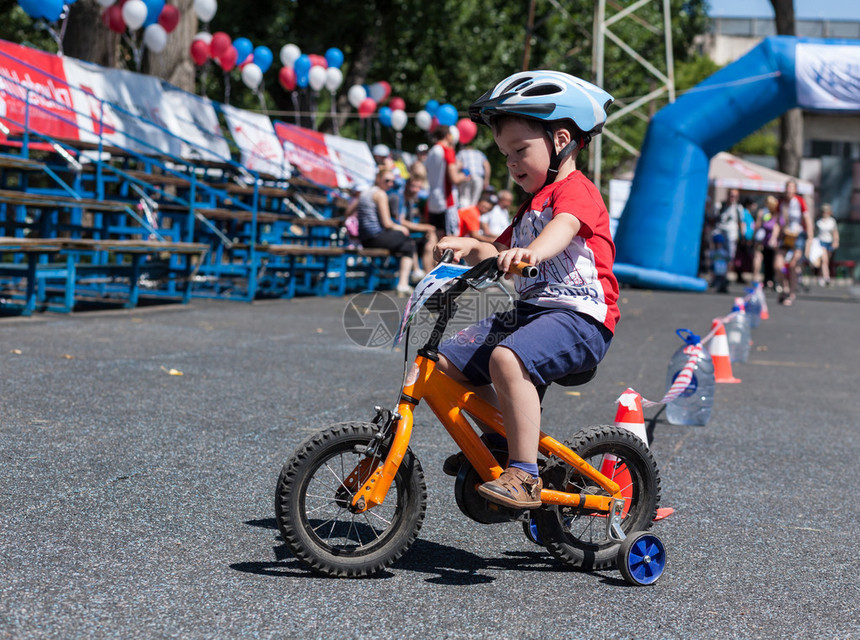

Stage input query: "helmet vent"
[
  {"left": 522, "top": 84, "right": 561, "bottom": 97},
  {"left": 502, "top": 77, "right": 533, "bottom": 94}
]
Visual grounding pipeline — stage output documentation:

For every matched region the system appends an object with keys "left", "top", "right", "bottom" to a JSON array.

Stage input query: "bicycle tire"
[
  {"left": 274, "top": 421, "right": 427, "bottom": 577},
  {"left": 534, "top": 425, "right": 660, "bottom": 571}
]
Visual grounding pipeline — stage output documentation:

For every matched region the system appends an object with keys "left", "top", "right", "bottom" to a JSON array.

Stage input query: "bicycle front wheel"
[{"left": 274, "top": 421, "right": 427, "bottom": 577}]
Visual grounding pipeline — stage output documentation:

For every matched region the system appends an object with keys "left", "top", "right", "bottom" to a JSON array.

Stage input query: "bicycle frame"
[{"left": 349, "top": 354, "right": 623, "bottom": 516}]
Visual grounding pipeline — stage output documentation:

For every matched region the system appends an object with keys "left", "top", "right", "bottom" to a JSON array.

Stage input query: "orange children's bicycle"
[{"left": 274, "top": 254, "right": 667, "bottom": 586}]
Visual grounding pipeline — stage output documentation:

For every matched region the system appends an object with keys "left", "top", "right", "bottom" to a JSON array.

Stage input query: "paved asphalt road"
[{"left": 2, "top": 281, "right": 859, "bottom": 639}]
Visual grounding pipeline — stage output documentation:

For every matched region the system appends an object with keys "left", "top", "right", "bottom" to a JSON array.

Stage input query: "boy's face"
[{"left": 493, "top": 119, "right": 551, "bottom": 194}]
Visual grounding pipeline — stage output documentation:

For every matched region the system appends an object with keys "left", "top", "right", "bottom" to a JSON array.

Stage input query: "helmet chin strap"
[{"left": 542, "top": 126, "right": 578, "bottom": 189}]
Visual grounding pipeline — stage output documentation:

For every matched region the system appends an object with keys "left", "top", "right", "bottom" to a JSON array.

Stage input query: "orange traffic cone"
[
  {"left": 602, "top": 390, "right": 674, "bottom": 521},
  {"left": 758, "top": 284, "right": 770, "bottom": 320},
  {"left": 613, "top": 388, "right": 648, "bottom": 445},
  {"left": 708, "top": 318, "right": 741, "bottom": 383}
]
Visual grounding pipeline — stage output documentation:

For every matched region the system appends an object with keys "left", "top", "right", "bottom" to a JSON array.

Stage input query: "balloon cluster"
[
  {"left": 346, "top": 82, "right": 408, "bottom": 131},
  {"left": 277, "top": 44, "right": 344, "bottom": 94},
  {"left": 190, "top": 32, "right": 274, "bottom": 92},
  {"left": 97, "top": 0, "right": 181, "bottom": 54},
  {"left": 412, "top": 100, "right": 475, "bottom": 143}
]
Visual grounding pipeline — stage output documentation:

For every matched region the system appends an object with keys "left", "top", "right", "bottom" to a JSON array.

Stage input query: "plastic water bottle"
[
  {"left": 725, "top": 299, "right": 751, "bottom": 363},
  {"left": 744, "top": 286, "right": 762, "bottom": 329},
  {"left": 665, "top": 329, "right": 716, "bottom": 426}
]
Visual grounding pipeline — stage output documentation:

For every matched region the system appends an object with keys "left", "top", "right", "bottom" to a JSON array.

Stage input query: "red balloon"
[
  {"left": 218, "top": 45, "right": 238, "bottom": 72},
  {"left": 102, "top": 5, "right": 126, "bottom": 33},
  {"left": 158, "top": 5, "right": 180, "bottom": 33},
  {"left": 190, "top": 39, "right": 209, "bottom": 66},
  {"left": 456, "top": 118, "right": 478, "bottom": 145},
  {"left": 358, "top": 97, "right": 377, "bottom": 119},
  {"left": 307, "top": 54, "right": 328, "bottom": 69},
  {"left": 278, "top": 66, "right": 297, "bottom": 91},
  {"left": 209, "top": 32, "right": 231, "bottom": 59},
  {"left": 389, "top": 96, "right": 406, "bottom": 111}
]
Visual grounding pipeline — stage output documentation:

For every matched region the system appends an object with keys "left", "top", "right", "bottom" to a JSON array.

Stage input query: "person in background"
[
  {"left": 393, "top": 176, "right": 437, "bottom": 280},
  {"left": 456, "top": 142, "right": 491, "bottom": 208},
  {"left": 714, "top": 189, "right": 746, "bottom": 276},
  {"left": 480, "top": 191, "right": 512, "bottom": 239},
  {"left": 457, "top": 194, "right": 497, "bottom": 243},
  {"left": 710, "top": 233, "right": 730, "bottom": 293},
  {"left": 776, "top": 180, "right": 813, "bottom": 305},
  {"left": 373, "top": 144, "right": 406, "bottom": 188},
  {"left": 815, "top": 203, "right": 839, "bottom": 286},
  {"left": 425, "top": 126, "right": 469, "bottom": 238},
  {"left": 753, "top": 195, "right": 780, "bottom": 289},
  {"left": 357, "top": 167, "right": 416, "bottom": 296}
]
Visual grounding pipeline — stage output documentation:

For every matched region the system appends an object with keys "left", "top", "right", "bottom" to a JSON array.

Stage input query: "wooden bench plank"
[{"left": 0, "top": 189, "right": 130, "bottom": 212}]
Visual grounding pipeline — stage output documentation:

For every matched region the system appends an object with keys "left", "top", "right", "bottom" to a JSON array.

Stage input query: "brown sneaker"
[{"left": 476, "top": 467, "right": 543, "bottom": 509}]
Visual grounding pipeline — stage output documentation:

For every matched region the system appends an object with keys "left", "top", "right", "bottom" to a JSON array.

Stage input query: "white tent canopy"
[{"left": 709, "top": 152, "right": 814, "bottom": 195}]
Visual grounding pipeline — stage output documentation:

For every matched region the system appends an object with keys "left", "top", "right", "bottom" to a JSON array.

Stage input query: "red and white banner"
[
  {"left": 221, "top": 104, "right": 289, "bottom": 179},
  {"left": 0, "top": 41, "right": 78, "bottom": 143},
  {"left": 274, "top": 121, "right": 376, "bottom": 190}
]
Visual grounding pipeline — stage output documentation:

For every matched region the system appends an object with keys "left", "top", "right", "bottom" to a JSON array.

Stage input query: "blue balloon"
[
  {"left": 253, "top": 45, "right": 273, "bottom": 74},
  {"left": 378, "top": 106, "right": 392, "bottom": 127},
  {"left": 424, "top": 99, "right": 439, "bottom": 116},
  {"left": 294, "top": 54, "right": 311, "bottom": 77},
  {"left": 142, "top": 0, "right": 165, "bottom": 27},
  {"left": 233, "top": 38, "right": 253, "bottom": 65},
  {"left": 324, "top": 47, "right": 344, "bottom": 69},
  {"left": 18, "top": 0, "right": 42, "bottom": 19},
  {"left": 40, "top": 0, "right": 64, "bottom": 20},
  {"left": 296, "top": 69, "right": 309, "bottom": 88},
  {"left": 436, "top": 103, "right": 458, "bottom": 127}
]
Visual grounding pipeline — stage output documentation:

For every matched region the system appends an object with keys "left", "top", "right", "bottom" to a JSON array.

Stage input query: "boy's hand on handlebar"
[
  {"left": 433, "top": 237, "right": 469, "bottom": 264},
  {"left": 497, "top": 247, "right": 538, "bottom": 277}
]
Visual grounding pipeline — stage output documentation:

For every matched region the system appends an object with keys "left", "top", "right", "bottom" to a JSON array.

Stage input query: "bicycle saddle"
[{"left": 552, "top": 367, "right": 597, "bottom": 387}]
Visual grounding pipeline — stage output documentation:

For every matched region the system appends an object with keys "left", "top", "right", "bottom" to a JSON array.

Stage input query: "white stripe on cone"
[{"left": 615, "top": 388, "right": 648, "bottom": 446}]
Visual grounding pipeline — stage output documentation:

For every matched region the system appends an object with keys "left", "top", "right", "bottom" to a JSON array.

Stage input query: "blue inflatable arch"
[{"left": 612, "top": 36, "right": 860, "bottom": 291}]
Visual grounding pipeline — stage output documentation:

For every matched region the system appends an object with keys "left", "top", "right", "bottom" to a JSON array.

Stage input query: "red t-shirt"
[{"left": 496, "top": 171, "right": 619, "bottom": 333}]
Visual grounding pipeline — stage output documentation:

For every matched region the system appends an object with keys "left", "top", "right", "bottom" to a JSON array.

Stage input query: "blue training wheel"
[{"left": 617, "top": 531, "right": 666, "bottom": 586}]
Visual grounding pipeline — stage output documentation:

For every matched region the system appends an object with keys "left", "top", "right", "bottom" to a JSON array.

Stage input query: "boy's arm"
[
  {"left": 434, "top": 235, "right": 500, "bottom": 265},
  {"left": 496, "top": 212, "right": 581, "bottom": 272}
]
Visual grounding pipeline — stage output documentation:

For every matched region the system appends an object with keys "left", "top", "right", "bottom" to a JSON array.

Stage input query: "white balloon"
[
  {"left": 308, "top": 66, "right": 326, "bottom": 92},
  {"left": 390, "top": 109, "right": 407, "bottom": 132},
  {"left": 193, "top": 0, "right": 217, "bottom": 23},
  {"left": 241, "top": 63, "right": 263, "bottom": 90},
  {"left": 449, "top": 125, "right": 459, "bottom": 144},
  {"left": 121, "top": 0, "right": 147, "bottom": 30},
  {"left": 347, "top": 84, "right": 366, "bottom": 109},
  {"left": 415, "top": 110, "right": 432, "bottom": 131},
  {"left": 324, "top": 67, "right": 343, "bottom": 92},
  {"left": 193, "top": 31, "right": 212, "bottom": 44},
  {"left": 279, "top": 43, "right": 301, "bottom": 67},
  {"left": 95, "top": 0, "right": 116, "bottom": 7},
  {"left": 143, "top": 23, "right": 168, "bottom": 53}
]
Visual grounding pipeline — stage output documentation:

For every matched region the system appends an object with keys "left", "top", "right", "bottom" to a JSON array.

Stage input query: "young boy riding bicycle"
[{"left": 433, "top": 70, "right": 620, "bottom": 510}]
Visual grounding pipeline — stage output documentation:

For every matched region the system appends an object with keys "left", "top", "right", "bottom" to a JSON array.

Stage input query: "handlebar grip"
[
  {"left": 511, "top": 262, "right": 538, "bottom": 278},
  {"left": 440, "top": 248, "right": 455, "bottom": 264}
]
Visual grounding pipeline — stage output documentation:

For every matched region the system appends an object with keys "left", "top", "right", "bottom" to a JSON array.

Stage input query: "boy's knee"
[{"left": 489, "top": 346, "right": 527, "bottom": 381}]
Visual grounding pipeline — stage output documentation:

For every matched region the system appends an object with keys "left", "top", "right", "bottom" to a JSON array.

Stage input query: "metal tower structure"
[{"left": 591, "top": 0, "right": 676, "bottom": 191}]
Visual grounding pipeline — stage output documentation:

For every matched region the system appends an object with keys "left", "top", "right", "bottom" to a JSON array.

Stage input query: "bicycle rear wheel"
[
  {"left": 275, "top": 421, "right": 427, "bottom": 577},
  {"left": 535, "top": 425, "right": 660, "bottom": 571}
]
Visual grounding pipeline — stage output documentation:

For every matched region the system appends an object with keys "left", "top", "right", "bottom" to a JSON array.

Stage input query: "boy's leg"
[{"left": 487, "top": 346, "right": 540, "bottom": 464}]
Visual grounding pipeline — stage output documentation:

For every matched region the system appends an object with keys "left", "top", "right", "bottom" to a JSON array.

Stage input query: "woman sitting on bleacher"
[{"left": 356, "top": 167, "right": 417, "bottom": 296}]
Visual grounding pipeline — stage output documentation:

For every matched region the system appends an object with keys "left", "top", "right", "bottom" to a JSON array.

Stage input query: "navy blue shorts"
[{"left": 439, "top": 301, "right": 613, "bottom": 387}]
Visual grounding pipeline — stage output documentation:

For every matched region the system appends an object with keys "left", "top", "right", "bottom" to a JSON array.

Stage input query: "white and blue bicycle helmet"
[{"left": 469, "top": 70, "right": 613, "bottom": 185}]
